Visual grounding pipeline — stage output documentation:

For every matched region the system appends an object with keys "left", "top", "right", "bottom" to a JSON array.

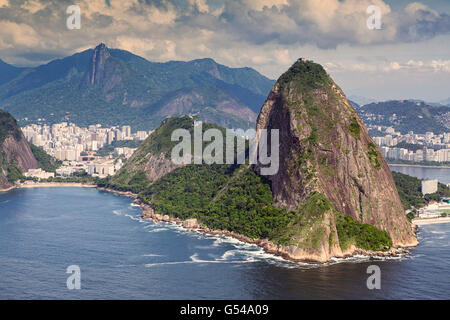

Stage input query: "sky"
[{"left": 0, "top": 0, "right": 449, "bottom": 102}]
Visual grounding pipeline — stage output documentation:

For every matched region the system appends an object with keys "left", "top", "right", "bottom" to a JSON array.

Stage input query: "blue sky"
[{"left": 0, "top": 0, "right": 449, "bottom": 102}]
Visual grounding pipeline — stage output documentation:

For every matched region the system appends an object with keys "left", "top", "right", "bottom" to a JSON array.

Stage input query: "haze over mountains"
[
  {"left": 356, "top": 100, "right": 450, "bottom": 134},
  {"left": 0, "top": 44, "right": 273, "bottom": 131}
]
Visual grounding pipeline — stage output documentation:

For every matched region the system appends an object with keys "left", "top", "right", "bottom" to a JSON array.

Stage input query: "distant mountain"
[
  {"left": 0, "top": 59, "right": 26, "bottom": 86},
  {"left": 348, "top": 95, "right": 377, "bottom": 106},
  {"left": 348, "top": 100, "right": 360, "bottom": 109},
  {"left": 0, "top": 44, "right": 274, "bottom": 130},
  {"left": 357, "top": 100, "right": 450, "bottom": 134},
  {"left": 439, "top": 97, "right": 450, "bottom": 106}
]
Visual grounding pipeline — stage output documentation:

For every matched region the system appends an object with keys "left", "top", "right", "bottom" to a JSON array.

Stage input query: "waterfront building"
[{"left": 422, "top": 179, "right": 438, "bottom": 195}]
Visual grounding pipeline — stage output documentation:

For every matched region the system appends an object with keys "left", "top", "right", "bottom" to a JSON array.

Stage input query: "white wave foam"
[
  {"left": 124, "top": 214, "right": 146, "bottom": 223},
  {"left": 145, "top": 251, "right": 254, "bottom": 268},
  {"left": 146, "top": 228, "right": 169, "bottom": 233}
]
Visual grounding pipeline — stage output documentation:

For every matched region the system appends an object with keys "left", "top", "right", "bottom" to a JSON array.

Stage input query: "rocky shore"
[
  {"left": 96, "top": 187, "right": 138, "bottom": 198},
  {"left": 138, "top": 199, "right": 413, "bottom": 264}
]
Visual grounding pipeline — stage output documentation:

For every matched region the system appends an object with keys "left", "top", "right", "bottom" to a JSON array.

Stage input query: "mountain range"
[
  {"left": 0, "top": 44, "right": 274, "bottom": 131},
  {"left": 356, "top": 100, "right": 450, "bottom": 134}
]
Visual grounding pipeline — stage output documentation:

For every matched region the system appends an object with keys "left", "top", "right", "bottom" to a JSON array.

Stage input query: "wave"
[
  {"left": 146, "top": 228, "right": 169, "bottom": 233},
  {"left": 145, "top": 252, "right": 254, "bottom": 268}
]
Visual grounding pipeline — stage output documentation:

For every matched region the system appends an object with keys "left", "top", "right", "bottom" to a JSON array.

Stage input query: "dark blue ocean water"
[{"left": 0, "top": 187, "right": 449, "bottom": 299}]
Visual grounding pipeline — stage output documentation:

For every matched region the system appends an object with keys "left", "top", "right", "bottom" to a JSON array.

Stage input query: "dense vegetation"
[
  {"left": 5, "top": 161, "right": 22, "bottom": 183},
  {"left": 30, "top": 144, "right": 62, "bottom": 172},
  {"left": 392, "top": 171, "right": 450, "bottom": 209},
  {"left": 336, "top": 215, "right": 392, "bottom": 251},
  {"left": 138, "top": 164, "right": 292, "bottom": 240},
  {"left": 278, "top": 59, "right": 330, "bottom": 92}
]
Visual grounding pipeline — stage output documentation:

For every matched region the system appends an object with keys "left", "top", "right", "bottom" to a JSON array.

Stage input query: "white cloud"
[
  {"left": 0, "top": 21, "right": 40, "bottom": 49},
  {"left": 21, "top": 0, "right": 47, "bottom": 14},
  {"left": 326, "top": 59, "right": 450, "bottom": 73},
  {"left": 430, "top": 60, "right": 450, "bottom": 73},
  {"left": 243, "top": 0, "right": 289, "bottom": 11},
  {"left": 189, "top": 0, "right": 210, "bottom": 13},
  {"left": 273, "top": 49, "right": 292, "bottom": 66}
]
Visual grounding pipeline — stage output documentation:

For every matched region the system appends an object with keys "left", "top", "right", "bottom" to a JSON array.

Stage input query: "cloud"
[
  {"left": 0, "top": 21, "right": 40, "bottom": 49},
  {"left": 0, "top": 0, "right": 448, "bottom": 79},
  {"left": 211, "top": 0, "right": 449, "bottom": 48},
  {"left": 188, "top": 0, "right": 209, "bottom": 13},
  {"left": 325, "top": 59, "right": 450, "bottom": 73},
  {"left": 21, "top": 0, "right": 47, "bottom": 14}
]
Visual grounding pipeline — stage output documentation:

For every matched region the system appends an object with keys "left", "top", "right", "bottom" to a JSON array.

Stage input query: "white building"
[
  {"left": 24, "top": 168, "right": 54, "bottom": 180},
  {"left": 421, "top": 179, "right": 438, "bottom": 195}
]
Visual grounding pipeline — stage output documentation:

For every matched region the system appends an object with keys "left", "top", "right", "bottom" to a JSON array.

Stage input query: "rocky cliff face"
[
  {"left": 81, "top": 43, "right": 124, "bottom": 95},
  {"left": 0, "top": 110, "right": 38, "bottom": 189},
  {"left": 255, "top": 59, "right": 417, "bottom": 261},
  {"left": 83, "top": 43, "right": 111, "bottom": 86}
]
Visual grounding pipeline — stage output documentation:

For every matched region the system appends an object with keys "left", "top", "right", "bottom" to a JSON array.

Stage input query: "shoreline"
[
  {"left": 1, "top": 182, "right": 97, "bottom": 192},
  {"left": 0, "top": 186, "right": 16, "bottom": 193},
  {"left": 413, "top": 217, "right": 450, "bottom": 226},
  {"left": 18, "top": 182, "right": 97, "bottom": 189},
  {"left": 134, "top": 197, "right": 413, "bottom": 264},
  {"left": 388, "top": 163, "right": 450, "bottom": 169},
  {"left": 1, "top": 183, "right": 416, "bottom": 264}
]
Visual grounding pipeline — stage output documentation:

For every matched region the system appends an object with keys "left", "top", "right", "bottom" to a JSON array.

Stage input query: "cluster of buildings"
[
  {"left": 23, "top": 122, "right": 150, "bottom": 161},
  {"left": 418, "top": 200, "right": 450, "bottom": 218},
  {"left": 415, "top": 180, "right": 450, "bottom": 218},
  {"left": 22, "top": 122, "right": 151, "bottom": 178},
  {"left": 371, "top": 127, "right": 450, "bottom": 163}
]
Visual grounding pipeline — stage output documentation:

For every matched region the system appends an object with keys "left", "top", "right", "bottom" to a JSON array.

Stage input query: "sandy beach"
[
  {"left": 18, "top": 182, "right": 96, "bottom": 189},
  {"left": 413, "top": 217, "right": 450, "bottom": 225}
]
